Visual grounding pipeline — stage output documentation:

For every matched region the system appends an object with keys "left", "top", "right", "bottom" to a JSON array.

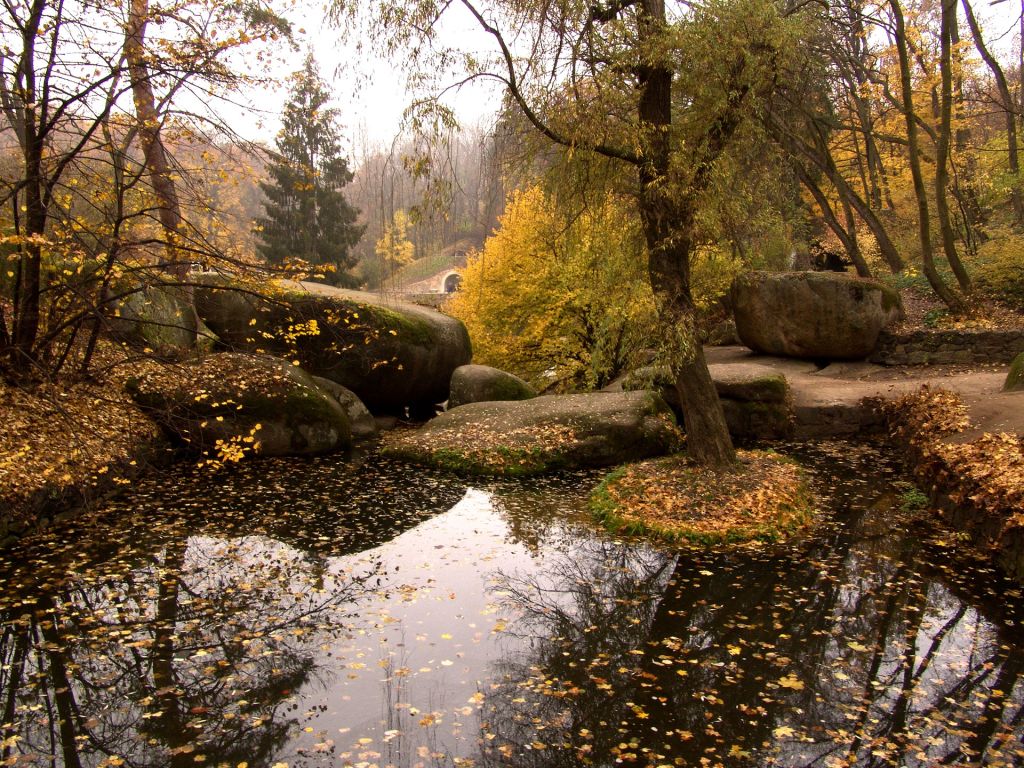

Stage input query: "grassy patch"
[{"left": 590, "top": 450, "right": 813, "bottom": 545}]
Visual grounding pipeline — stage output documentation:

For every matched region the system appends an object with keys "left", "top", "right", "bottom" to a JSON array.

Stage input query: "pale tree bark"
[
  {"left": 125, "top": 0, "right": 187, "bottom": 279},
  {"left": 889, "top": 0, "right": 965, "bottom": 312}
]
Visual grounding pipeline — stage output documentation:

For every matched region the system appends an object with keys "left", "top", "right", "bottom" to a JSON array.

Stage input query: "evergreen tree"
[{"left": 256, "top": 55, "right": 364, "bottom": 286}]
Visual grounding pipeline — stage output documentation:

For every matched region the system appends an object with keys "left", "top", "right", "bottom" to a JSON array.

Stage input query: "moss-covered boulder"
[
  {"left": 731, "top": 271, "right": 903, "bottom": 360},
  {"left": 126, "top": 353, "right": 351, "bottom": 458},
  {"left": 383, "top": 391, "right": 681, "bottom": 475},
  {"left": 193, "top": 277, "right": 471, "bottom": 414},
  {"left": 621, "top": 364, "right": 793, "bottom": 441},
  {"left": 448, "top": 364, "right": 537, "bottom": 408},
  {"left": 1006, "top": 352, "right": 1024, "bottom": 392},
  {"left": 107, "top": 285, "right": 216, "bottom": 357},
  {"left": 312, "top": 376, "right": 378, "bottom": 441}
]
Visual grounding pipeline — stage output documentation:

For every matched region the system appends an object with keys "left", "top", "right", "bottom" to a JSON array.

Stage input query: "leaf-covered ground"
[
  {"left": 592, "top": 450, "right": 811, "bottom": 544},
  {"left": 0, "top": 357, "right": 164, "bottom": 526},
  {"left": 881, "top": 386, "right": 1024, "bottom": 537}
]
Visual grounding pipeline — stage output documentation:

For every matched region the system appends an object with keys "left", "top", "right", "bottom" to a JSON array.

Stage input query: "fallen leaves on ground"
[
  {"left": 881, "top": 386, "right": 1024, "bottom": 534},
  {"left": 593, "top": 450, "right": 811, "bottom": 544}
]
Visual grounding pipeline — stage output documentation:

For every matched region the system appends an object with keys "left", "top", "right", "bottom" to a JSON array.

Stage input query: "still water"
[{"left": 0, "top": 442, "right": 1021, "bottom": 767}]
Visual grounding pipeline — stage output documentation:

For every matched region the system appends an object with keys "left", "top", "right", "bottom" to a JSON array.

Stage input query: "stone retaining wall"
[{"left": 870, "top": 329, "right": 1024, "bottom": 366}]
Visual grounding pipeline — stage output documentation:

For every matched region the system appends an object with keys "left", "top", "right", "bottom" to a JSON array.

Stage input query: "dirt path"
[{"left": 705, "top": 346, "right": 1022, "bottom": 439}]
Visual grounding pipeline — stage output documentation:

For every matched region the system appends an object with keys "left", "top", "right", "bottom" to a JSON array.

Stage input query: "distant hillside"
[{"left": 393, "top": 237, "right": 478, "bottom": 289}]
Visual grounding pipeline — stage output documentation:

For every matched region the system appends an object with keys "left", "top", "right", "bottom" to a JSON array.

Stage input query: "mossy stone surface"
[
  {"left": 448, "top": 365, "right": 537, "bottom": 408},
  {"left": 1006, "top": 352, "right": 1024, "bottom": 392},
  {"left": 383, "top": 391, "right": 682, "bottom": 476},
  {"left": 194, "top": 277, "right": 471, "bottom": 414},
  {"left": 127, "top": 353, "right": 351, "bottom": 457}
]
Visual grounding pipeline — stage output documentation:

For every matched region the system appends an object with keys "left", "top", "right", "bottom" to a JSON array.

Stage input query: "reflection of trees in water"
[
  {"left": 478, "top": 471, "right": 1024, "bottom": 767},
  {"left": 0, "top": 525, "right": 384, "bottom": 767}
]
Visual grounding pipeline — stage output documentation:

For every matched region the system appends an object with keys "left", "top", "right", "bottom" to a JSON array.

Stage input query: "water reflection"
[
  {"left": 0, "top": 443, "right": 1022, "bottom": 767},
  {"left": 478, "top": 444, "right": 1024, "bottom": 767}
]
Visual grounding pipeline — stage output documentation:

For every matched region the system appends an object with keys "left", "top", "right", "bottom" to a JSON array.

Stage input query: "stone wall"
[{"left": 870, "top": 329, "right": 1024, "bottom": 366}]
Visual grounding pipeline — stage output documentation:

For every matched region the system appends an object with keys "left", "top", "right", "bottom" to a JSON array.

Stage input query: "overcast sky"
[
  {"left": 238, "top": 0, "right": 1024, "bottom": 161},
  {"left": 234, "top": 1, "right": 503, "bottom": 159}
]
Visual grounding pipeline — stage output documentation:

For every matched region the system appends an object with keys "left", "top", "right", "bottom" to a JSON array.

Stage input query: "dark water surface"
[{"left": 1, "top": 442, "right": 1022, "bottom": 767}]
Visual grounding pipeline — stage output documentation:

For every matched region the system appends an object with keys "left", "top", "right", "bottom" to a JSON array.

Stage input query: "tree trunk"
[
  {"left": 890, "top": 0, "right": 965, "bottom": 312},
  {"left": 963, "top": 0, "right": 1024, "bottom": 227},
  {"left": 935, "top": 0, "right": 972, "bottom": 292},
  {"left": 636, "top": 0, "right": 735, "bottom": 466},
  {"left": 792, "top": 160, "right": 872, "bottom": 277},
  {"left": 125, "top": 0, "right": 186, "bottom": 279}
]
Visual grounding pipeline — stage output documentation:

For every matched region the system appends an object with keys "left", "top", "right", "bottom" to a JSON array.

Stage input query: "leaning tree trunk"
[
  {"left": 125, "top": 0, "right": 187, "bottom": 279},
  {"left": 635, "top": 14, "right": 735, "bottom": 467}
]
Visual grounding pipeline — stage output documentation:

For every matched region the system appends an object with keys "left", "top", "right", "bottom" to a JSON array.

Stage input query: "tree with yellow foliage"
[
  {"left": 375, "top": 209, "right": 416, "bottom": 280},
  {"left": 449, "top": 186, "right": 657, "bottom": 391}
]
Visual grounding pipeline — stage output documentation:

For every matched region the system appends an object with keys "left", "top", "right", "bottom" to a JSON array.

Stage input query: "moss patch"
[
  {"left": 591, "top": 450, "right": 812, "bottom": 545},
  {"left": 383, "top": 422, "right": 577, "bottom": 476},
  {"left": 1006, "top": 352, "right": 1024, "bottom": 392}
]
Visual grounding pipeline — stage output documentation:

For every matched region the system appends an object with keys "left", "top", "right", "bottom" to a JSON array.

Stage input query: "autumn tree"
[
  {"left": 448, "top": 185, "right": 659, "bottom": 391},
  {"left": 334, "top": 0, "right": 805, "bottom": 465},
  {"left": 256, "top": 55, "right": 363, "bottom": 286},
  {"left": 0, "top": 0, "right": 291, "bottom": 380}
]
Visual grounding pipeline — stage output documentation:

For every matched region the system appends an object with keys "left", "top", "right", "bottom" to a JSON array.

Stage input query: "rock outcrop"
[
  {"left": 621, "top": 363, "right": 793, "bottom": 442},
  {"left": 448, "top": 364, "right": 537, "bottom": 408},
  {"left": 127, "top": 353, "right": 351, "bottom": 457},
  {"left": 194, "top": 277, "right": 471, "bottom": 414},
  {"left": 383, "top": 391, "right": 681, "bottom": 475},
  {"left": 731, "top": 271, "right": 903, "bottom": 360},
  {"left": 108, "top": 285, "right": 216, "bottom": 356},
  {"left": 312, "top": 376, "right": 378, "bottom": 441}
]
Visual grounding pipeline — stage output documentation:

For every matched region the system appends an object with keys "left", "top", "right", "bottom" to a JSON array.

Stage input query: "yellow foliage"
[
  {"left": 375, "top": 210, "right": 416, "bottom": 272},
  {"left": 448, "top": 186, "right": 655, "bottom": 390}
]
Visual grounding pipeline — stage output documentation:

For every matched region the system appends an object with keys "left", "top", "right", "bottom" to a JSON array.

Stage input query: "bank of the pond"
[
  {"left": 879, "top": 387, "right": 1024, "bottom": 581},
  {"left": 0, "top": 378, "right": 173, "bottom": 547}
]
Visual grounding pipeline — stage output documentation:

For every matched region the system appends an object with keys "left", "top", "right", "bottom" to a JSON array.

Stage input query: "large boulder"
[
  {"left": 126, "top": 353, "right": 351, "bottom": 457},
  {"left": 194, "top": 277, "right": 472, "bottom": 414},
  {"left": 622, "top": 363, "right": 793, "bottom": 441},
  {"left": 108, "top": 285, "right": 216, "bottom": 357},
  {"left": 731, "top": 271, "right": 903, "bottom": 360},
  {"left": 448, "top": 364, "right": 537, "bottom": 408},
  {"left": 383, "top": 391, "right": 681, "bottom": 475}
]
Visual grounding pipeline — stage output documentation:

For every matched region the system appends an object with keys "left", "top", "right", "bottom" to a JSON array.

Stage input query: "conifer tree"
[{"left": 256, "top": 55, "right": 363, "bottom": 286}]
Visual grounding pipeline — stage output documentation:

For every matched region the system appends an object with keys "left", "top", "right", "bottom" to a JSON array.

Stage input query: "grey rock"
[
  {"left": 448, "top": 364, "right": 537, "bottom": 408},
  {"left": 312, "top": 376, "right": 378, "bottom": 440},
  {"left": 383, "top": 391, "right": 681, "bottom": 475},
  {"left": 127, "top": 353, "right": 351, "bottom": 457},
  {"left": 731, "top": 271, "right": 903, "bottom": 360},
  {"left": 194, "top": 276, "right": 471, "bottom": 414}
]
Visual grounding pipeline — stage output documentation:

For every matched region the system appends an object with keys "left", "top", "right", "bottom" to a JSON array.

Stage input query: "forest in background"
[{"left": 0, "top": 0, "right": 1023, "bottom": 391}]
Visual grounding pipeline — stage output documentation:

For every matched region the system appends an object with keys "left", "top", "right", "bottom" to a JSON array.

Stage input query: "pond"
[{"left": 0, "top": 442, "right": 1022, "bottom": 767}]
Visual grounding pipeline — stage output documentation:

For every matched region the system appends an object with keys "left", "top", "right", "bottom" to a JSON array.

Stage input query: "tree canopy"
[{"left": 255, "top": 55, "right": 364, "bottom": 286}]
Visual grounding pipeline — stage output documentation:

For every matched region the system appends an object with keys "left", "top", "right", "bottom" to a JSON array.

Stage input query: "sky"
[
  {"left": 237, "top": 1, "right": 504, "bottom": 158},
  {"left": 233, "top": 0, "right": 1024, "bottom": 160}
]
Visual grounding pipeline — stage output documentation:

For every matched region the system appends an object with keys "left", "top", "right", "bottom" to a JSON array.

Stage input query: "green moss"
[
  {"left": 878, "top": 283, "right": 902, "bottom": 314},
  {"left": 1005, "top": 352, "right": 1024, "bottom": 392}
]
